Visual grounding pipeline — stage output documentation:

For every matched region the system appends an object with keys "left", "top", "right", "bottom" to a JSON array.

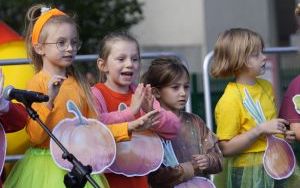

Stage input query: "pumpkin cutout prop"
[
  {"left": 50, "top": 100, "right": 116, "bottom": 174},
  {"left": 162, "top": 140, "right": 216, "bottom": 188},
  {"left": 292, "top": 95, "right": 300, "bottom": 114},
  {"left": 175, "top": 177, "right": 216, "bottom": 188},
  {"left": 107, "top": 131, "right": 164, "bottom": 176},
  {"left": 0, "top": 123, "right": 6, "bottom": 175},
  {"left": 104, "top": 101, "right": 164, "bottom": 176},
  {"left": 263, "top": 135, "right": 295, "bottom": 179},
  {"left": 243, "top": 89, "right": 295, "bottom": 180}
]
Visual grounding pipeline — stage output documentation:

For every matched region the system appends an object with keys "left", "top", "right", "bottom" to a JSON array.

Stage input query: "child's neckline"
[
  {"left": 235, "top": 79, "right": 257, "bottom": 86},
  {"left": 101, "top": 83, "right": 134, "bottom": 95},
  {"left": 41, "top": 69, "right": 67, "bottom": 78}
]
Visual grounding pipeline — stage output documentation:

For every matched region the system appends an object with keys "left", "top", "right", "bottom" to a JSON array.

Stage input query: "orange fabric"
[
  {"left": 107, "top": 122, "right": 130, "bottom": 142},
  {"left": 25, "top": 71, "right": 94, "bottom": 148},
  {"left": 95, "top": 83, "right": 133, "bottom": 112},
  {"left": 95, "top": 83, "right": 148, "bottom": 188},
  {"left": 0, "top": 21, "right": 22, "bottom": 44},
  {"left": 26, "top": 71, "right": 130, "bottom": 148},
  {"left": 31, "top": 8, "right": 66, "bottom": 45}
]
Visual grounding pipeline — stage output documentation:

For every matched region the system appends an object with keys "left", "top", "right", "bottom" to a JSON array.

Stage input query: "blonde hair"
[
  {"left": 24, "top": 4, "right": 96, "bottom": 115},
  {"left": 211, "top": 28, "right": 264, "bottom": 78},
  {"left": 97, "top": 31, "right": 140, "bottom": 82}
]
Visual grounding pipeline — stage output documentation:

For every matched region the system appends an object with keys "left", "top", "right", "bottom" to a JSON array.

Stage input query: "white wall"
[
  {"left": 204, "top": 0, "right": 277, "bottom": 51},
  {"left": 131, "top": 0, "right": 277, "bottom": 77},
  {"left": 131, "top": 0, "right": 206, "bottom": 47}
]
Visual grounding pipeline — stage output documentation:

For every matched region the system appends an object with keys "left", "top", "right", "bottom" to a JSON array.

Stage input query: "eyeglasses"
[{"left": 42, "top": 39, "right": 82, "bottom": 52}]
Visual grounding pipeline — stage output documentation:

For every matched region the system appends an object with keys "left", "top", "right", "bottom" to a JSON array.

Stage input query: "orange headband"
[{"left": 31, "top": 8, "right": 66, "bottom": 45}]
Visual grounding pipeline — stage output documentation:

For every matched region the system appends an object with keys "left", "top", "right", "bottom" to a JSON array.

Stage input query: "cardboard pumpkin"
[{"left": 50, "top": 100, "right": 116, "bottom": 174}]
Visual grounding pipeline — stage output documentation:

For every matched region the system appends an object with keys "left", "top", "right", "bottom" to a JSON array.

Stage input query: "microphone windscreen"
[{"left": 3, "top": 85, "right": 14, "bottom": 100}]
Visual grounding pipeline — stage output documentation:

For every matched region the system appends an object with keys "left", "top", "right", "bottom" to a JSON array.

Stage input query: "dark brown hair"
[{"left": 142, "top": 57, "right": 190, "bottom": 88}]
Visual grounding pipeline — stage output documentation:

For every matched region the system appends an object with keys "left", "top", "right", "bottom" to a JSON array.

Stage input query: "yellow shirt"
[{"left": 215, "top": 79, "right": 277, "bottom": 166}]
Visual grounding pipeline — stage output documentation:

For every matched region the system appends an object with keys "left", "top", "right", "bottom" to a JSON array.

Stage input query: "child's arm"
[
  {"left": 0, "top": 68, "right": 27, "bottom": 132},
  {"left": 192, "top": 117, "right": 223, "bottom": 175},
  {"left": 148, "top": 163, "right": 195, "bottom": 188},
  {"left": 219, "top": 118, "right": 287, "bottom": 156},
  {"left": 107, "top": 110, "right": 159, "bottom": 142},
  {"left": 92, "top": 86, "right": 136, "bottom": 123},
  {"left": 143, "top": 99, "right": 180, "bottom": 139},
  {"left": 0, "top": 102, "right": 28, "bottom": 133},
  {"left": 26, "top": 76, "right": 65, "bottom": 146}
]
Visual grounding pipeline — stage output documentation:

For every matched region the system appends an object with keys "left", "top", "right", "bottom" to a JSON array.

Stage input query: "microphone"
[{"left": 3, "top": 85, "right": 49, "bottom": 104}]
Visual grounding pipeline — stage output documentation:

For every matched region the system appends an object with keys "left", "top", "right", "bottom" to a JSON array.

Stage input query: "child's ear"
[
  {"left": 97, "top": 58, "right": 108, "bottom": 72},
  {"left": 33, "top": 43, "right": 45, "bottom": 55},
  {"left": 152, "top": 88, "right": 160, "bottom": 99},
  {"left": 244, "top": 58, "right": 253, "bottom": 68}
]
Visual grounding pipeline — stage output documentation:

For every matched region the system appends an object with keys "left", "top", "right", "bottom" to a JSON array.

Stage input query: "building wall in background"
[
  {"left": 131, "top": 0, "right": 278, "bottom": 94},
  {"left": 130, "top": 0, "right": 206, "bottom": 75},
  {"left": 204, "top": 0, "right": 277, "bottom": 51}
]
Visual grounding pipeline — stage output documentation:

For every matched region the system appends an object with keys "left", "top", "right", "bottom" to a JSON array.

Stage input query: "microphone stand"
[{"left": 23, "top": 100, "right": 100, "bottom": 188}]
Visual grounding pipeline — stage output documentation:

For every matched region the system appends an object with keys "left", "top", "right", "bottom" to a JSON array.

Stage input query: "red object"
[
  {"left": 0, "top": 21, "right": 22, "bottom": 45},
  {"left": 0, "top": 103, "right": 27, "bottom": 133}
]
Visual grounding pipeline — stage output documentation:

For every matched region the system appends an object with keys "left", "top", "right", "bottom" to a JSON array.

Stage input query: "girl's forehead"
[
  {"left": 172, "top": 73, "right": 190, "bottom": 84},
  {"left": 110, "top": 40, "right": 137, "bottom": 48},
  {"left": 44, "top": 22, "right": 78, "bottom": 39},
  {"left": 109, "top": 40, "right": 139, "bottom": 54}
]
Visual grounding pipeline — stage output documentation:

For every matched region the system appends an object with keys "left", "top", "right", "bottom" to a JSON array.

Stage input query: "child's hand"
[
  {"left": 128, "top": 109, "right": 159, "bottom": 133},
  {"left": 191, "top": 154, "right": 209, "bottom": 171},
  {"left": 284, "top": 130, "right": 296, "bottom": 143},
  {"left": 47, "top": 75, "right": 66, "bottom": 109},
  {"left": 141, "top": 84, "right": 154, "bottom": 113},
  {"left": 259, "top": 118, "right": 288, "bottom": 135},
  {"left": 130, "top": 83, "right": 145, "bottom": 115}
]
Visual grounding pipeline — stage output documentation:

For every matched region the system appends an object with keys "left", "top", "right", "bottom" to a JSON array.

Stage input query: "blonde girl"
[
  {"left": 4, "top": 4, "right": 108, "bottom": 188},
  {"left": 211, "top": 28, "right": 294, "bottom": 188},
  {"left": 92, "top": 32, "right": 180, "bottom": 188}
]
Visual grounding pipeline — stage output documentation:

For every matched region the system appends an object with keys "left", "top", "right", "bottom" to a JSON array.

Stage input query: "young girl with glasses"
[{"left": 3, "top": 4, "right": 109, "bottom": 188}]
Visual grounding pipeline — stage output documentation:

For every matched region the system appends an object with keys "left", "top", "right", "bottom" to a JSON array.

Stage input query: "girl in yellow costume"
[
  {"left": 3, "top": 4, "right": 109, "bottom": 188},
  {"left": 211, "top": 28, "right": 294, "bottom": 188}
]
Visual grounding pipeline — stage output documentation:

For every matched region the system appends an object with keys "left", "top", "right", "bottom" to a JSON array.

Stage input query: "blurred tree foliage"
[
  {"left": 0, "top": 0, "right": 144, "bottom": 54},
  {"left": 0, "top": 0, "right": 143, "bottom": 77}
]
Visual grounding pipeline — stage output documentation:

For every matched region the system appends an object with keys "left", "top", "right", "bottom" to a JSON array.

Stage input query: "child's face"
[
  {"left": 157, "top": 74, "right": 190, "bottom": 113},
  {"left": 36, "top": 22, "right": 79, "bottom": 72},
  {"left": 246, "top": 50, "right": 267, "bottom": 77},
  {"left": 101, "top": 40, "right": 140, "bottom": 92}
]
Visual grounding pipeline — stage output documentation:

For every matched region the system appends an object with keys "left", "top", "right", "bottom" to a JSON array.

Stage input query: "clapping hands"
[{"left": 130, "top": 83, "right": 154, "bottom": 115}]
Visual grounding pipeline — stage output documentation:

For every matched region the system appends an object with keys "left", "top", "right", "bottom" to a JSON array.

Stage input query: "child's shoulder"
[
  {"left": 288, "top": 75, "right": 300, "bottom": 87},
  {"left": 218, "top": 82, "right": 241, "bottom": 100},
  {"left": 256, "top": 78, "right": 272, "bottom": 87},
  {"left": 181, "top": 111, "right": 205, "bottom": 123},
  {"left": 27, "top": 71, "right": 49, "bottom": 89}
]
